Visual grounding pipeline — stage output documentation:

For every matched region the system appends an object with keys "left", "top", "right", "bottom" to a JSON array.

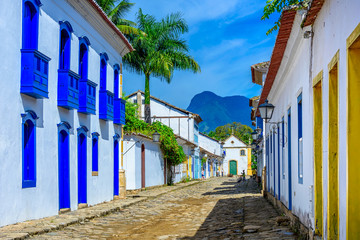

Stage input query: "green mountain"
[{"left": 187, "top": 91, "right": 252, "bottom": 132}]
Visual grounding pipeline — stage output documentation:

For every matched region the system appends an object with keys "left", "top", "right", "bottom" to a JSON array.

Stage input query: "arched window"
[
  {"left": 21, "top": 110, "right": 38, "bottom": 188},
  {"left": 92, "top": 132, "right": 99, "bottom": 175},
  {"left": 58, "top": 121, "right": 71, "bottom": 210},
  {"left": 114, "top": 64, "right": 120, "bottom": 99},
  {"left": 22, "top": 0, "right": 41, "bottom": 49},
  {"left": 59, "top": 21, "right": 73, "bottom": 70},
  {"left": 79, "top": 37, "right": 90, "bottom": 80},
  {"left": 240, "top": 150, "right": 246, "bottom": 156},
  {"left": 100, "top": 53, "right": 109, "bottom": 90}
]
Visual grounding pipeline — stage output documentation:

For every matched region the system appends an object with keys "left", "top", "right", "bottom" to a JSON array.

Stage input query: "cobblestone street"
[{"left": 26, "top": 177, "right": 296, "bottom": 239}]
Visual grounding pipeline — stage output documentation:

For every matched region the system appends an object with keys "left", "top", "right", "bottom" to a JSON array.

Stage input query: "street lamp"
[
  {"left": 152, "top": 131, "right": 160, "bottom": 142},
  {"left": 251, "top": 130, "right": 258, "bottom": 140},
  {"left": 258, "top": 99, "right": 275, "bottom": 122}
]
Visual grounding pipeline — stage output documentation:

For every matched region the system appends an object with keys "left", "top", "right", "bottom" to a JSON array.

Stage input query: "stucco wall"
[
  {"left": 0, "top": 0, "right": 124, "bottom": 227},
  {"left": 123, "top": 136, "right": 164, "bottom": 190}
]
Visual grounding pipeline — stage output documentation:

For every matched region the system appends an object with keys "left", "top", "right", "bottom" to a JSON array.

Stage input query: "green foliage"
[
  {"left": 206, "top": 122, "right": 253, "bottom": 144},
  {"left": 251, "top": 153, "right": 258, "bottom": 170},
  {"left": 201, "top": 157, "right": 207, "bottom": 165},
  {"left": 262, "top": 0, "right": 310, "bottom": 35},
  {"left": 95, "top": 0, "right": 144, "bottom": 36},
  {"left": 123, "top": 9, "right": 201, "bottom": 120},
  {"left": 124, "top": 101, "right": 186, "bottom": 166}
]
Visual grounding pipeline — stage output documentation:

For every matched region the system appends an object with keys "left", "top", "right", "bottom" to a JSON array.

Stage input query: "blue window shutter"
[
  {"left": 22, "top": 0, "right": 40, "bottom": 50},
  {"left": 22, "top": 111, "right": 38, "bottom": 188},
  {"left": 297, "top": 93, "right": 303, "bottom": 184},
  {"left": 288, "top": 108, "right": 292, "bottom": 210},
  {"left": 92, "top": 133, "right": 99, "bottom": 172}
]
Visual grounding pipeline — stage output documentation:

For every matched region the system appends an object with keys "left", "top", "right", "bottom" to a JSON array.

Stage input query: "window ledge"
[{"left": 92, "top": 171, "right": 98, "bottom": 176}]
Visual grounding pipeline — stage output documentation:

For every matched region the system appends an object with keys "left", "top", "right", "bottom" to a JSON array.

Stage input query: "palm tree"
[
  {"left": 95, "top": 0, "right": 142, "bottom": 35},
  {"left": 123, "top": 9, "right": 201, "bottom": 123}
]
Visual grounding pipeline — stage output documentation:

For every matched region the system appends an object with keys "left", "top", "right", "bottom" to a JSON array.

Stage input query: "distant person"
[
  {"left": 221, "top": 169, "right": 224, "bottom": 177},
  {"left": 201, "top": 170, "right": 205, "bottom": 179}
]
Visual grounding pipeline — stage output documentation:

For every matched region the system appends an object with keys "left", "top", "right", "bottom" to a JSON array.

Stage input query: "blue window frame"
[
  {"left": 273, "top": 131, "right": 276, "bottom": 196},
  {"left": 114, "top": 134, "right": 120, "bottom": 196},
  {"left": 92, "top": 132, "right": 99, "bottom": 174},
  {"left": 277, "top": 125, "right": 280, "bottom": 200},
  {"left": 78, "top": 37, "right": 97, "bottom": 114},
  {"left": 58, "top": 121, "right": 71, "bottom": 210},
  {"left": 58, "top": 21, "right": 79, "bottom": 109},
  {"left": 266, "top": 137, "right": 269, "bottom": 191},
  {"left": 113, "top": 64, "right": 126, "bottom": 125},
  {"left": 99, "top": 53, "right": 114, "bottom": 120},
  {"left": 21, "top": 110, "right": 38, "bottom": 188},
  {"left": 288, "top": 108, "right": 292, "bottom": 210},
  {"left": 298, "top": 93, "right": 303, "bottom": 184},
  {"left": 21, "top": 0, "right": 51, "bottom": 99},
  {"left": 78, "top": 126, "right": 88, "bottom": 204},
  {"left": 282, "top": 116, "right": 285, "bottom": 179}
]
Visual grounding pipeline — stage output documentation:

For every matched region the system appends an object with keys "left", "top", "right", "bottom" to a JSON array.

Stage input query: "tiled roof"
[
  {"left": 251, "top": 61, "right": 270, "bottom": 85},
  {"left": 302, "top": 0, "right": 325, "bottom": 27},
  {"left": 258, "top": 10, "right": 297, "bottom": 107},
  {"left": 126, "top": 90, "right": 203, "bottom": 123}
]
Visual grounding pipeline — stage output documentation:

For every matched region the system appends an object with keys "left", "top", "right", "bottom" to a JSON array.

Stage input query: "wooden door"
[
  {"left": 229, "top": 160, "right": 237, "bottom": 175},
  {"left": 141, "top": 144, "right": 145, "bottom": 188}
]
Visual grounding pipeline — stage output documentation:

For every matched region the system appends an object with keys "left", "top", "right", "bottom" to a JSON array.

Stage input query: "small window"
[
  {"left": 100, "top": 53, "right": 109, "bottom": 90},
  {"left": 240, "top": 150, "right": 246, "bottom": 156},
  {"left": 21, "top": 110, "right": 38, "bottom": 188},
  {"left": 298, "top": 93, "right": 303, "bottom": 184},
  {"left": 92, "top": 133, "right": 99, "bottom": 175}
]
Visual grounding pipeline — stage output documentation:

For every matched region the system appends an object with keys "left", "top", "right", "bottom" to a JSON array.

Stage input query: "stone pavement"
[
  {"left": 1, "top": 178, "right": 297, "bottom": 239},
  {"left": 0, "top": 180, "right": 201, "bottom": 240}
]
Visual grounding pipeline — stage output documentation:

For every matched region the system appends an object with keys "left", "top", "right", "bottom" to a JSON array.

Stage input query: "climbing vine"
[{"left": 124, "top": 101, "right": 186, "bottom": 167}]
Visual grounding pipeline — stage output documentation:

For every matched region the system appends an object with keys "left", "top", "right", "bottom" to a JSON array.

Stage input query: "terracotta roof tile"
[
  {"left": 302, "top": 0, "right": 325, "bottom": 27},
  {"left": 258, "top": 10, "right": 297, "bottom": 107}
]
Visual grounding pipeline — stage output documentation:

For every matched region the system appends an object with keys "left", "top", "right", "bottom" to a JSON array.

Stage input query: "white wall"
[
  {"left": 123, "top": 135, "right": 164, "bottom": 190},
  {"left": 0, "top": 0, "right": 124, "bottom": 227},
  {"left": 223, "top": 136, "right": 248, "bottom": 176}
]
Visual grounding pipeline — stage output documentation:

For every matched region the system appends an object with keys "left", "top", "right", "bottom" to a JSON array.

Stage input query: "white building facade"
[
  {"left": 255, "top": 0, "right": 360, "bottom": 238},
  {"left": 127, "top": 91, "right": 202, "bottom": 181},
  {"left": 222, "top": 135, "right": 251, "bottom": 176},
  {"left": 0, "top": 0, "right": 132, "bottom": 227},
  {"left": 199, "top": 133, "right": 224, "bottom": 178}
]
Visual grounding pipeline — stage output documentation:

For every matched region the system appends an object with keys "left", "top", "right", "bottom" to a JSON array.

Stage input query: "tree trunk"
[{"left": 144, "top": 74, "right": 151, "bottom": 124}]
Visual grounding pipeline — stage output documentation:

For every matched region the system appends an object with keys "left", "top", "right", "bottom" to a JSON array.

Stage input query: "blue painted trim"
[
  {"left": 22, "top": 0, "right": 40, "bottom": 49},
  {"left": 297, "top": 93, "right": 303, "bottom": 184},
  {"left": 21, "top": 111, "right": 37, "bottom": 188},
  {"left": 113, "top": 133, "right": 120, "bottom": 141},
  {"left": 24, "top": 0, "right": 42, "bottom": 8},
  {"left": 287, "top": 108, "right": 292, "bottom": 210},
  {"left": 273, "top": 131, "right": 276, "bottom": 197},
  {"left": 113, "top": 64, "right": 120, "bottom": 71},
  {"left": 79, "top": 36, "right": 91, "bottom": 46},
  {"left": 77, "top": 127, "right": 88, "bottom": 204},
  {"left": 59, "top": 21, "right": 74, "bottom": 33},
  {"left": 57, "top": 121, "right": 72, "bottom": 131},
  {"left": 58, "top": 122, "right": 71, "bottom": 209},
  {"left": 282, "top": 116, "right": 285, "bottom": 179},
  {"left": 100, "top": 52, "right": 109, "bottom": 61},
  {"left": 92, "top": 132, "right": 99, "bottom": 172},
  {"left": 277, "top": 125, "right": 280, "bottom": 200}
]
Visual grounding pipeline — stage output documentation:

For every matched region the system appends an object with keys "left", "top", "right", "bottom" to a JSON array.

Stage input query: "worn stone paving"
[{"left": 27, "top": 177, "right": 296, "bottom": 240}]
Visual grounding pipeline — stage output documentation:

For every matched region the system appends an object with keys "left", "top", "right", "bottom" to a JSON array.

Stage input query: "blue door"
[
  {"left": 288, "top": 108, "right": 292, "bottom": 210},
  {"left": 78, "top": 133, "right": 87, "bottom": 204},
  {"left": 114, "top": 139, "right": 119, "bottom": 196},
  {"left": 59, "top": 130, "right": 70, "bottom": 209}
]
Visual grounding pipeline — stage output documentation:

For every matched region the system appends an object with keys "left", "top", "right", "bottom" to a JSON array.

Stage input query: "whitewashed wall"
[
  {"left": 310, "top": 1, "right": 360, "bottom": 238},
  {"left": 123, "top": 135, "right": 164, "bottom": 190},
  {"left": 223, "top": 136, "right": 248, "bottom": 176},
  {"left": 0, "top": 0, "right": 124, "bottom": 227}
]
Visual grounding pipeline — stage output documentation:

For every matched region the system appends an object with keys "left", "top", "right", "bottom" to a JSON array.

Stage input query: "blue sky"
[{"left": 123, "top": 0, "right": 279, "bottom": 109}]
